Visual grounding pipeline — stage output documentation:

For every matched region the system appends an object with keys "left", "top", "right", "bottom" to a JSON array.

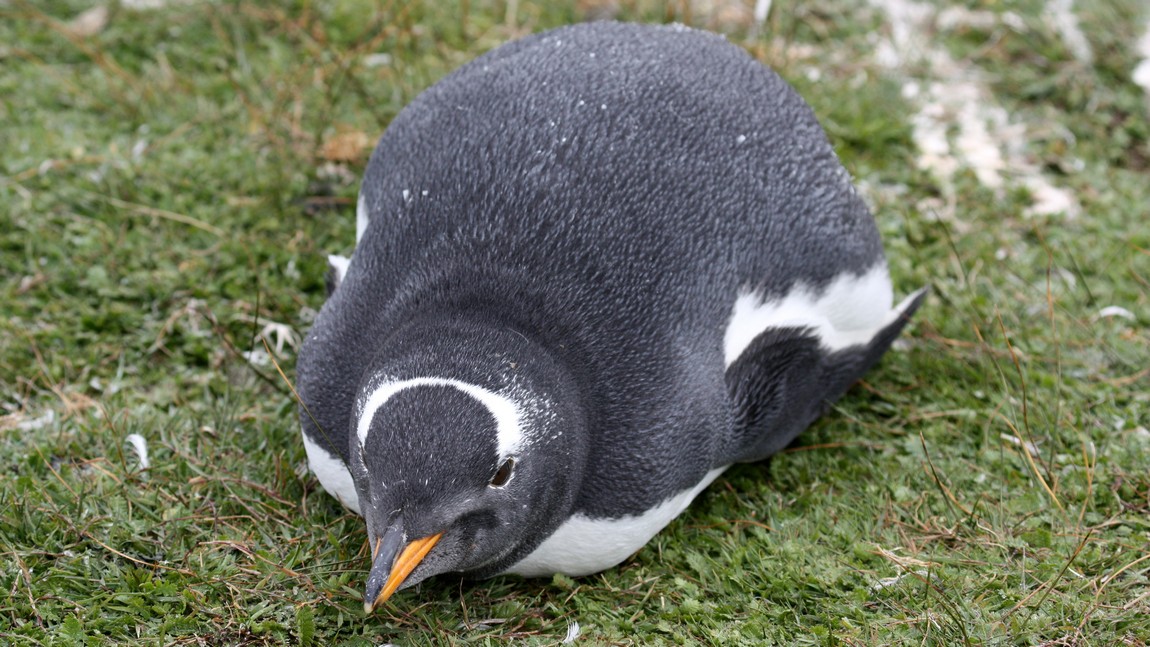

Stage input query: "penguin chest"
[
  {"left": 503, "top": 466, "right": 728, "bottom": 577},
  {"left": 302, "top": 430, "right": 361, "bottom": 515}
]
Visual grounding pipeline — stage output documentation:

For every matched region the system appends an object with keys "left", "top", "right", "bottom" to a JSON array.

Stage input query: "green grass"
[{"left": 2, "top": 0, "right": 1149, "bottom": 644}]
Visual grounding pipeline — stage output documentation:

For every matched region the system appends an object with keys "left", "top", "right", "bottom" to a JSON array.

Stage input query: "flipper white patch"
[
  {"left": 355, "top": 192, "right": 369, "bottom": 244},
  {"left": 302, "top": 431, "right": 361, "bottom": 514},
  {"left": 505, "top": 466, "right": 729, "bottom": 577},
  {"left": 357, "top": 377, "right": 526, "bottom": 461},
  {"left": 327, "top": 254, "right": 350, "bottom": 285},
  {"left": 724, "top": 264, "right": 915, "bottom": 367}
]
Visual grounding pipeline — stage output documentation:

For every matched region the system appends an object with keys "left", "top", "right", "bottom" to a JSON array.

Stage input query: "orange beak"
[{"left": 364, "top": 532, "right": 443, "bottom": 613}]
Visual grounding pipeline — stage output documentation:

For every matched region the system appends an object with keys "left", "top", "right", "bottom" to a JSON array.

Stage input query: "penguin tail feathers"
[
  {"left": 725, "top": 286, "right": 927, "bottom": 463},
  {"left": 808, "top": 284, "right": 928, "bottom": 417},
  {"left": 872, "top": 285, "right": 927, "bottom": 353},
  {"left": 830, "top": 285, "right": 927, "bottom": 395}
]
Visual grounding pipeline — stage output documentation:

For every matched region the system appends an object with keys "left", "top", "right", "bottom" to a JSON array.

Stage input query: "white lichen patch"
[
  {"left": 869, "top": 0, "right": 1080, "bottom": 218},
  {"left": 1045, "top": 0, "right": 1094, "bottom": 65},
  {"left": 1134, "top": 19, "right": 1150, "bottom": 98}
]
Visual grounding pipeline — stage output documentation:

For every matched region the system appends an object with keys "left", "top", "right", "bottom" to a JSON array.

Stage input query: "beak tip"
[{"left": 363, "top": 531, "right": 444, "bottom": 612}]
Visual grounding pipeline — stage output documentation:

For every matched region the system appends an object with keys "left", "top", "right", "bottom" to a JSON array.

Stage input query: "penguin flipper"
[
  {"left": 320, "top": 189, "right": 366, "bottom": 299},
  {"left": 724, "top": 288, "right": 927, "bottom": 463},
  {"left": 326, "top": 254, "right": 350, "bottom": 296}
]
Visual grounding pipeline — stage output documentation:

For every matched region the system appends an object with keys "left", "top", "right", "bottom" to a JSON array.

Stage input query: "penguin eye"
[{"left": 489, "top": 458, "right": 515, "bottom": 488}]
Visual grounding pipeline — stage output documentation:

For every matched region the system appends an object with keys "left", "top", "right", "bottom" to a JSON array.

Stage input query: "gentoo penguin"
[{"left": 296, "top": 21, "right": 925, "bottom": 612}]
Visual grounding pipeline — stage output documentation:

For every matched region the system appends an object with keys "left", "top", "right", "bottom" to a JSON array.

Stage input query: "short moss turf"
[{"left": 2, "top": 0, "right": 1148, "bottom": 644}]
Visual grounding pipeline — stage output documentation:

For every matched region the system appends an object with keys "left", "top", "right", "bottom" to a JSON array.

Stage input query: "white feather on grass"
[
  {"left": 1096, "top": 306, "right": 1135, "bottom": 321},
  {"left": 563, "top": 621, "right": 581, "bottom": 643},
  {"left": 125, "top": 434, "right": 150, "bottom": 470}
]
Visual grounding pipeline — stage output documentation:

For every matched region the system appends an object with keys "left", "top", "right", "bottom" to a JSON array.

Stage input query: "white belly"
[
  {"left": 302, "top": 431, "right": 361, "bottom": 514},
  {"left": 504, "top": 466, "right": 729, "bottom": 577}
]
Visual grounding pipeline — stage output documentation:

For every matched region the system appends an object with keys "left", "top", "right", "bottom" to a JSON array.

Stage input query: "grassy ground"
[{"left": 2, "top": 0, "right": 1148, "bottom": 644}]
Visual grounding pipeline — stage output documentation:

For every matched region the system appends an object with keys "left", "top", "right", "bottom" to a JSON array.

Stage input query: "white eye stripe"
[{"left": 356, "top": 377, "right": 525, "bottom": 460}]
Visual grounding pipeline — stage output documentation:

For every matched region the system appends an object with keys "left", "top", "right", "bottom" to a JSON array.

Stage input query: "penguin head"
[{"left": 350, "top": 320, "right": 586, "bottom": 612}]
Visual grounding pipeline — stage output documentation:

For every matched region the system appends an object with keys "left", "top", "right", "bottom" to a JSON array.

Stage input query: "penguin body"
[{"left": 296, "top": 22, "right": 924, "bottom": 605}]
